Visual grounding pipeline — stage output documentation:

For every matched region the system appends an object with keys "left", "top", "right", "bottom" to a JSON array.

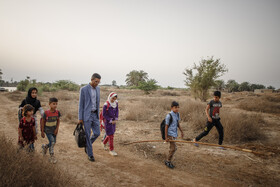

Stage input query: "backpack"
[
  {"left": 18, "top": 108, "right": 24, "bottom": 122},
  {"left": 160, "top": 113, "right": 173, "bottom": 140},
  {"left": 73, "top": 123, "right": 86, "bottom": 148},
  {"left": 99, "top": 101, "right": 110, "bottom": 131}
]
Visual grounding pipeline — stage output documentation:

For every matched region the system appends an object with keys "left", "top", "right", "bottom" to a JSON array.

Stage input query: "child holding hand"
[{"left": 18, "top": 104, "right": 37, "bottom": 151}]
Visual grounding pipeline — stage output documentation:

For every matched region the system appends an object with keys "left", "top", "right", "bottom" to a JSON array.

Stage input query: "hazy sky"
[{"left": 0, "top": 0, "right": 279, "bottom": 88}]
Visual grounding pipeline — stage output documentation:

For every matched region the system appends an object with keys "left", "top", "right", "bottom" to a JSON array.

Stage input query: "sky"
[{"left": 0, "top": 0, "right": 280, "bottom": 88}]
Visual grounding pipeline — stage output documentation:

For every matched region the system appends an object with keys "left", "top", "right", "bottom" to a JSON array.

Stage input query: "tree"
[
  {"left": 125, "top": 70, "right": 148, "bottom": 87},
  {"left": 112, "top": 80, "right": 117, "bottom": 86},
  {"left": 250, "top": 84, "right": 265, "bottom": 91},
  {"left": 214, "top": 80, "right": 225, "bottom": 91},
  {"left": 138, "top": 79, "right": 158, "bottom": 94},
  {"left": 267, "top": 85, "right": 275, "bottom": 90},
  {"left": 0, "top": 69, "right": 3, "bottom": 80},
  {"left": 0, "top": 69, "right": 3, "bottom": 86},
  {"left": 238, "top": 82, "right": 251, "bottom": 92},
  {"left": 183, "top": 57, "right": 227, "bottom": 101},
  {"left": 226, "top": 79, "right": 239, "bottom": 92},
  {"left": 17, "top": 79, "right": 30, "bottom": 91}
]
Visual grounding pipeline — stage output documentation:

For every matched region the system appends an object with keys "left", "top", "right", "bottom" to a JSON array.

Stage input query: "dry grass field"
[{"left": 0, "top": 88, "right": 280, "bottom": 186}]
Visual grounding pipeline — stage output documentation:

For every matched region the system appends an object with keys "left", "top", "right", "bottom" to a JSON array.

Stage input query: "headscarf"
[
  {"left": 26, "top": 87, "right": 38, "bottom": 105},
  {"left": 25, "top": 87, "right": 41, "bottom": 113},
  {"left": 106, "top": 92, "right": 118, "bottom": 108}
]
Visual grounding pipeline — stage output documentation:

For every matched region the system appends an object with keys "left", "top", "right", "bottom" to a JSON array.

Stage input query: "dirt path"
[{"left": 1, "top": 92, "right": 279, "bottom": 186}]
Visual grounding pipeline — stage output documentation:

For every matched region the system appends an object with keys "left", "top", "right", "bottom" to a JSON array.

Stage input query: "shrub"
[
  {"left": 221, "top": 109, "right": 266, "bottom": 143},
  {"left": 53, "top": 80, "right": 80, "bottom": 91},
  {"left": 0, "top": 135, "right": 77, "bottom": 187},
  {"left": 179, "top": 99, "right": 206, "bottom": 131},
  {"left": 138, "top": 79, "right": 159, "bottom": 94},
  {"left": 17, "top": 79, "right": 30, "bottom": 91},
  {"left": 179, "top": 99, "right": 266, "bottom": 144},
  {"left": 238, "top": 95, "right": 280, "bottom": 114}
]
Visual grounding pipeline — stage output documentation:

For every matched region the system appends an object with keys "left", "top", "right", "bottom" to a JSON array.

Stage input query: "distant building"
[
  {"left": 2, "top": 87, "right": 17, "bottom": 92},
  {"left": 254, "top": 89, "right": 273, "bottom": 94}
]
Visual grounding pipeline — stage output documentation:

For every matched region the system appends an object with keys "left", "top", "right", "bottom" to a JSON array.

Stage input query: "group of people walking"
[{"left": 18, "top": 73, "right": 224, "bottom": 169}]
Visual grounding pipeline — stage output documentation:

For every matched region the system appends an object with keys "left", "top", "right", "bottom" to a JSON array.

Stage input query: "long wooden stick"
[{"left": 123, "top": 139, "right": 264, "bottom": 155}]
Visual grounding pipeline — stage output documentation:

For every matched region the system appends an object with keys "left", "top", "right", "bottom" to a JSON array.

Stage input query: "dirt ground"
[{"left": 0, "top": 90, "right": 279, "bottom": 187}]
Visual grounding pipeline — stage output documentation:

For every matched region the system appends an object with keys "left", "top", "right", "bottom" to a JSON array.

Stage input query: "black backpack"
[
  {"left": 160, "top": 113, "right": 173, "bottom": 140},
  {"left": 73, "top": 123, "right": 86, "bottom": 148}
]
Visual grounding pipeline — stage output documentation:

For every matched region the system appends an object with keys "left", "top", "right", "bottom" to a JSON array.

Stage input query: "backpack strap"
[
  {"left": 22, "top": 117, "right": 26, "bottom": 126},
  {"left": 106, "top": 101, "right": 110, "bottom": 111},
  {"left": 168, "top": 113, "right": 179, "bottom": 127},
  {"left": 168, "top": 113, "right": 173, "bottom": 125}
]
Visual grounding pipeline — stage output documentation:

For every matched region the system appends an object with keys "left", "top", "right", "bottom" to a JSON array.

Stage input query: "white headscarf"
[{"left": 105, "top": 92, "right": 118, "bottom": 108}]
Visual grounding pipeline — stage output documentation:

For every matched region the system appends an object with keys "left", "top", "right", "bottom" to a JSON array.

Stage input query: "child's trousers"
[
  {"left": 46, "top": 133, "right": 56, "bottom": 155},
  {"left": 103, "top": 134, "right": 114, "bottom": 151},
  {"left": 195, "top": 119, "right": 224, "bottom": 145},
  {"left": 167, "top": 136, "right": 177, "bottom": 162}
]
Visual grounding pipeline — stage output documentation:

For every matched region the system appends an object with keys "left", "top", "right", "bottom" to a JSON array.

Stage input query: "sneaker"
[
  {"left": 218, "top": 146, "right": 226, "bottom": 150},
  {"left": 109, "top": 150, "right": 118, "bottom": 156},
  {"left": 165, "top": 161, "right": 175, "bottom": 169},
  {"left": 192, "top": 139, "right": 199, "bottom": 147},
  {"left": 49, "top": 155, "right": 57, "bottom": 164},
  {"left": 101, "top": 142, "right": 108, "bottom": 151},
  {"left": 42, "top": 144, "right": 48, "bottom": 155},
  {"left": 88, "top": 156, "right": 95, "bottom": 162}
]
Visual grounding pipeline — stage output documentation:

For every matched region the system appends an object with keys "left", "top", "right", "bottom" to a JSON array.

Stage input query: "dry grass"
[
  {"left": 238, "top": 94, "right": 280, "bottom": 114},
  {"left": 0, "top": 135, "right": 77, "bottom": 187},
  {"left": 5, "top": 91, "right": 25, "bottom": 102},
  {"left": 179, "top": 99, "right": 206, "bottom": 131},
  {"left": 6, "top": 89, "right": 270, "bottom": 144},
  {"left": 179, "top": 100, "right": 266, "bottom": 144},
  {"left": 122, "top": 95, "right": 267, "bottom": 144},
  {"left": 221, "top": 110, "right": 266, "bottom": 143},
  {"left": 122, "top": 97, "right": 175, "bottom": 122}
]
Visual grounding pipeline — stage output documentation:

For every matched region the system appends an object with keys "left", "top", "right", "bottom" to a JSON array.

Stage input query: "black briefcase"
[{"left": 73, "top": 123, "right": 86, "bottom": 148}]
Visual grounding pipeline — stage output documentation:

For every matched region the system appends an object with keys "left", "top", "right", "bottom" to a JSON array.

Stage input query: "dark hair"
[
  {"left": 171, "top": 101, "right": 179, "bottom": 107},
  {"left": 91, "top": 73, "right": 101, "bottom": 80},
  {"left": 49, "top": 97, "right": 58, "bottom": 103},
  {"left": 214, "top": 91, "right": 221, "bottom": 98},
  {"left": 23, "top": 104, "right": 34, "bottom": 117}
]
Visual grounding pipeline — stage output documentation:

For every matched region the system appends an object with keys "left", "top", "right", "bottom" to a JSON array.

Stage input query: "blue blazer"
[{"left": 78, "top": 84, "right": 100, "bottom": 122}]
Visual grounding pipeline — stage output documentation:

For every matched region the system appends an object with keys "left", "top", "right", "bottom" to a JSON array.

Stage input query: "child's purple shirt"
[{"left": 103, "top": 103, "right": 119, "bottom": 135}]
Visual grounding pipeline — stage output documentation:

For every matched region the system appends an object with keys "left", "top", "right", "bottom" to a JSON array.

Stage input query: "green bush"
[
  {"left": 17, "top": 80, "right": 30, "bottom": 91},
  {"left": 138, "top": 79, "right": 159, "bottom": 94},
  {"left": 53, "top": 80, "right": 80, "bottom": 91},
  {"left": 16, "top": 79, "right": 80, "bottom": 93}
]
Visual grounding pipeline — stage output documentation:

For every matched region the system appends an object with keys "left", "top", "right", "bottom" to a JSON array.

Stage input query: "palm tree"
[{"left": 125, "top": 70, "right": 148, "bottom": 87}]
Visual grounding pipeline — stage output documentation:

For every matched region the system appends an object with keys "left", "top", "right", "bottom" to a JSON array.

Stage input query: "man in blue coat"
[{"left": 78, "top": 73, "right": 101, "bottom": 162}]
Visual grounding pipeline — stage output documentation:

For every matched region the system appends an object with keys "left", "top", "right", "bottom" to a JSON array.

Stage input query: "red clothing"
[
  {"left": 18, "top": 117, "right": 35, "bottom": 146},
  {"left": 103, "top": 135, "right": 114, "bottom": 151}
]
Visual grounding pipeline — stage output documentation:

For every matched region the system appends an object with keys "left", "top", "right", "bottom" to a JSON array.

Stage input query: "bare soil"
[{"left": 0, "top": 90, "right": 279, "bottom": 187}]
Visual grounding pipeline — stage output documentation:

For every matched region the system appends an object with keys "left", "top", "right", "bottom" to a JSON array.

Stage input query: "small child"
[
  {"left": 18, "top": 87, "right": 44, "bottom": 133},
  {"left": 41, "top": 97, "right": 61, "bottom": 163},
  {"left": 18, "top": 104, "right": 37, "bottom": 151},
  {"left": 164, "top": 101, "right": 184, "bottom": 169},
  {"left": 101, "top": 92, "right": 119, "bottom": 156},
  {"left": 193, "top": 91, "right": 224, "bottom": 147}
]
